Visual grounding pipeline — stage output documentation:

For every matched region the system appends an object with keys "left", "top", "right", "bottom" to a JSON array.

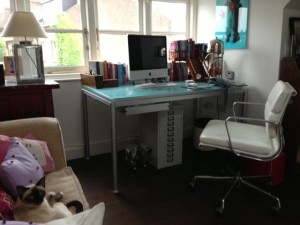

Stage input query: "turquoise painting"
[{"left": 215, "top": 0, "right": 249, "bottom": 49}]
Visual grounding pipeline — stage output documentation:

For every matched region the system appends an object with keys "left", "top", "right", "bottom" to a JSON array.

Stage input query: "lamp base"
[{"left": 13, "top": 44, "right": 45, "bottom": 84}]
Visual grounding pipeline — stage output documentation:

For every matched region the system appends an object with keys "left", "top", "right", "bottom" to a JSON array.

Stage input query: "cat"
[{"left": 13, "top": 176, "right": 83, "bottom": 223}]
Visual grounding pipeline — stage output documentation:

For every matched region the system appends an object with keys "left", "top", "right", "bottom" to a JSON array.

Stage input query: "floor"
[{"left": 68, "top": 139, "right": 300, "bottom": 225}]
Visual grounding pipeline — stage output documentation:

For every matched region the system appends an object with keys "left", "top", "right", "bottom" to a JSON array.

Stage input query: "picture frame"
[
  {"left": 3, "top": 56, "right": 15, "bottom": 76},
  {"left": 289, "top": 17, "right": 300, "bottom": 58},
  {"left": 215, "top": 0, "right": 249, "bottom": 49}
]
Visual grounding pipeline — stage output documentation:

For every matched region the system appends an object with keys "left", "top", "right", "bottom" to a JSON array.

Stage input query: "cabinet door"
[
  {"left": 9, "top": 94, "right": 45, "bottom": 119},
  {"left": 0, "top": 97, "right": 10, "bottom": 121}
]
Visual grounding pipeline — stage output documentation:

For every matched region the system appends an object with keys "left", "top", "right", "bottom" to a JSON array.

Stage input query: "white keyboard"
[{"left": 135, "top": 82, "right": 177, "bottom": 89}]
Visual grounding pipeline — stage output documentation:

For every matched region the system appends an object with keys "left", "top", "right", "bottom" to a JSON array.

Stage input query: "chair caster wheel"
[
  {"left": 271, "top": 206, "right": 280, "bottom": 215},
  {"left": 215, "top": 205, "right": 224, "bottom": 216},
  {"left": 188, "top": 181, "right": 196, "bottom": 191}
]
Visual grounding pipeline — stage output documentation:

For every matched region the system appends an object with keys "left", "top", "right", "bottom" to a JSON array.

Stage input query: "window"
[
  {"left": 1, "top": 0, "right": 194, "bottom": 74},
  {"left": 1, "top": 0, "right": 87, "bottom": 73},
  {"left": 0, "top": 0, "right": 11, "bottom": 62},
  {"left": 96, "top": 0, "right": 139, "bottom": 63},
  {"left": 30, "top": 0, "right": 87, "bottom": 72},
  {"left": 151, "top": 0, "right": 189, "bottom": 58},
  {"left": 97, "top": 0, "right": 191, "bottom": 63}
]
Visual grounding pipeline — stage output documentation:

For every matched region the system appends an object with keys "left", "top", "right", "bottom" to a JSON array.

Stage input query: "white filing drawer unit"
[{"left": 140, "top": 104, "right": 183, "bottom": 169}]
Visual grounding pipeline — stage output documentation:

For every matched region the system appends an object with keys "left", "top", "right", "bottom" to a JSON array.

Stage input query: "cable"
[{"left": 25, "top": 48, "right": 38, "bottom": 72}]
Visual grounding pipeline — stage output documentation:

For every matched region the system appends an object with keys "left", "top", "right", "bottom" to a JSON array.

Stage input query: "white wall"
[
  {"left": 52, "top": 76, "right": 141, "bottom": 160},
  {"left": 197, "top": 0, "right": 290, "bottom": 118},
  {"left": 51, "top": 0, "right": 295, "bottom": 160}
]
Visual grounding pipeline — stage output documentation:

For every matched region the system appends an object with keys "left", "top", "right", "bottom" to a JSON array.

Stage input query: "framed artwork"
[
  {"left": 215, "top": 0, "right": 249, "bottom": 49},
  {"left": 4, "top": 56, "right": 15, "bottom": 76},
  {"left": 289, "top": 17, "right": 300, "bottom": 57}
]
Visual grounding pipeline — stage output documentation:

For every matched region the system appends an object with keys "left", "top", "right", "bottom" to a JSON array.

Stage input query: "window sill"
[{"left": 46, "top": 73, "right": 81, "bottom": 82}]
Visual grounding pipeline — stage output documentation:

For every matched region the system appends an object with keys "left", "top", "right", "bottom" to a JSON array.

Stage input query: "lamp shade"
[{"left": 1, "top": 11, "right": 47, "bottom": 38}]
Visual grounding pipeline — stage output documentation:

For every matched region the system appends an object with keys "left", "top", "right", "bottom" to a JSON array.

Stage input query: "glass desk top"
[{"left": 82, "top": 82, "right": 225, "bottom": 101}]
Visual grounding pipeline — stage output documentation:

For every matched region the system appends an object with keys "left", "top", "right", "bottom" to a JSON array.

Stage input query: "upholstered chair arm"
[{"left": 0, "top": 117, "right": 67, "bottom": 169}]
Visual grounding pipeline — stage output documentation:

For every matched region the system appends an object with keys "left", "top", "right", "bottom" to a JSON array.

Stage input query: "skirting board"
[
  {"left": 65, "top": 137, "right": 138, "bottom": 160},
  {"left": 65, "top": 126, "right": 194, "bottom": 160}
]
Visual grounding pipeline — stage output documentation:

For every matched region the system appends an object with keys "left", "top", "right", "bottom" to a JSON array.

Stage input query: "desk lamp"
[
  {"left": 1, "top": 11, "right": 47, "bottom": 84},
  {"left": 207, "top": 37, "right": 224, "bottom": 77}
]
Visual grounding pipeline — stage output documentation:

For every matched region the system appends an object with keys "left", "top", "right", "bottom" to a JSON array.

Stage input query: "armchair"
[
  {"left": 0, "top": 117, "right": 89, "bottom": 210},
  {"left": 190, "top": 80, "right": 297, "bottom": 214}
]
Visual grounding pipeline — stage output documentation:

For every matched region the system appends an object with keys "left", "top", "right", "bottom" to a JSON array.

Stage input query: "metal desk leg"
[
  {"left": 82, "top": 92, "right": 90, "bottom": 160},
  {"left": 110, "top": 103, "right": 118, "bottom": 193}
]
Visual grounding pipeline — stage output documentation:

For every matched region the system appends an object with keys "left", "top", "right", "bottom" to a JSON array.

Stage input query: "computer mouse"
[{"left": 188, "top": 82, "right": 198, "bottom": 88}]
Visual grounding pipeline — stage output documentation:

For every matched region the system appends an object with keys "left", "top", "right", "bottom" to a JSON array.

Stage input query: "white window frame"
[
  {"left": 7, "top": 0, "right": 89, "bottom": 75},
  {"left": 93, "top": 0, "right": 197, "bottom": 61},
  {"left": 4, "top": 0, "right": 198, "bottom": 75}
]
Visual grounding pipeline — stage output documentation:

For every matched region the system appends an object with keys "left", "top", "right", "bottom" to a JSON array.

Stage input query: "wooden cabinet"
[
  {"left": 0, "top": 80, "right": 59, "bottom": 121},
  {"left": 279, "top": 57, "right": 300, "bottom": 174}
]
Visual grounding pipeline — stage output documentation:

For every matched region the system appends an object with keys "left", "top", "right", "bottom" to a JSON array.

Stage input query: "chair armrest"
[
  {"left": 0, "top": 117, "right": 67, "bottom": 170},
  {"left": 224, "top": 116, "right": 283, "bottom": 160},
  {"left": 232, "top": 101, "right": 265, "bottom": 119},
  {"left": 226, "top": 115, "right": 280, "bottom": 125}
]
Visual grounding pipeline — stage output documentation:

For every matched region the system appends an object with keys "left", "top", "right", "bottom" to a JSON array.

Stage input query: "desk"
[{"left": 81, "top": 82, "right": 247, "bottom": 193}]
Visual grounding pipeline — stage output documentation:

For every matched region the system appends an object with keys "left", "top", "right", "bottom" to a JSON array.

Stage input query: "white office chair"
[{"left": 190, "top": 80, "right": 297, "bottom": 214}]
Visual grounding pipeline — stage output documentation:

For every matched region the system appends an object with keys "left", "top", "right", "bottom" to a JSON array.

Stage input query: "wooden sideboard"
[
  {"left": 0, "top": 80, "right": 59, "bottom": 121},
  {"left": 279, "top": 58, "right": 300, "bottom": 176}
]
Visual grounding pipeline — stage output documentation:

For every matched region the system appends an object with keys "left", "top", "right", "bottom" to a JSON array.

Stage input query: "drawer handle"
[
  {"left": 167, "top": 137, "right": 174, "bottom": 142},
  {"left": 168, "top": 121, "right": 174, "bottom": 126},
  {"left": 167, "top": 158, "right": 174, "bottom": 162},
  {"left": 168, "top": 127, "right": 174, "bottom": 132},
  {"left": 167, "top": 152, "right": 174, "bottom": 157},
  {"left": 167, "top": 143, "right": 174, "bottom": 147},
  {"left": 167, "top": 132, "right": 174, "bottom": 137},
  {"left": 167, "top": 148, "right": 174, "bottom": 152},
  {"left": 168, "top": 111, "right": 175, "bottom": 115},
  {"left": 168, "top": 116, "right": 175, "bottom": 121}
]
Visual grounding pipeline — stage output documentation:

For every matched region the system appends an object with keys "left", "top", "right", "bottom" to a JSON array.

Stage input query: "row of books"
[
  {"left": 169, "top": 61, "right": 188, "bottom": 81},
  {"left": 169, "top": 38, "right": 196, "bottom": 61},
  {"left": 89, "top": 61, "right": 128, "bottom": 85},
  {"left": 169, "top": 39, "right": 209, "bottom": 61}
]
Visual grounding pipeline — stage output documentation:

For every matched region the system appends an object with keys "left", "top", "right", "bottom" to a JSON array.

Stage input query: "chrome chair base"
[{"left": 189, "top": 172, "right": 281, "bottom": 215}]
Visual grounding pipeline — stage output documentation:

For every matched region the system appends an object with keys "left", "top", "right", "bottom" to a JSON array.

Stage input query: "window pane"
[
  {"left": 99, "top": 34, "right": 128, "bottom": 63},
  {"left": 40, "top": 33, "right": 84, "bottom": 67},
  {"left": 98, "top": 0, "right": 139, "bottom": 31},
  {"left": 30, "top": 0, "right": 82, "bottom": 30},
  {"left": 152, "top": 1, "right": 186, "bottom": 33},
  {"left": 0, "top": 0, "right": 11, "bottom": 60},
  {"left": 0, "top": 0, "right": 10, "bottom": 28}
]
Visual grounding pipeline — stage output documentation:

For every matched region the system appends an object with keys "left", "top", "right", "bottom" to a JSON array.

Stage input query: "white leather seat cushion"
[{"left": 200, "top": 120, "right": 278, "bottom": 157}]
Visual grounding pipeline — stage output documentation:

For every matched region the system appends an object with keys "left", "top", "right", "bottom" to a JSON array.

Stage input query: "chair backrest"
[{"left": 264, "top": 80, "right": 297, "bottom": 138}]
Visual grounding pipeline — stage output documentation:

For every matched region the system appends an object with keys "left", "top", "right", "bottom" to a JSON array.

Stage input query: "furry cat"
[{"left": 13, "top": 177, "right": 83, "bottom": 223}]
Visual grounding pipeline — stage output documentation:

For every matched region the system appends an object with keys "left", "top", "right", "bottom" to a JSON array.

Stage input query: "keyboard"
[{"left": 135, "top": 82, "right": 177, "bottom": 89}]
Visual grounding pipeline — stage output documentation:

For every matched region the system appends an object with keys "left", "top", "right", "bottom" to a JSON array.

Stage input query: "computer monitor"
[{"left": 127, "top": 34, "right": 168, "bottom": 84}]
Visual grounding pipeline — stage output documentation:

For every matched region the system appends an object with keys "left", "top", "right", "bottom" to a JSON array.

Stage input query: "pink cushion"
[
  {"left": 0, "top": 140, "right": 44, "bottom": 199},
  {"left": 19, "top": 133, "right": 55, "bottom": 173},
  {"left": 0, "top": 187, "right": 14, "bottom": 220},
  {"left": 0, "top": 134, "right": 55, "bottom": 173}
]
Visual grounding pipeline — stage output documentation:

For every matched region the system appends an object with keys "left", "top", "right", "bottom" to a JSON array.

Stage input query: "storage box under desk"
[{"left": 140, "top": 104, "right": 183, "bottom": 169}]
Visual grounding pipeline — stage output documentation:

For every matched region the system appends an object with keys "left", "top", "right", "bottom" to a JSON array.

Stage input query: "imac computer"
[{"left": 127, "top": 34, "right": 169, "bottom": 85}]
